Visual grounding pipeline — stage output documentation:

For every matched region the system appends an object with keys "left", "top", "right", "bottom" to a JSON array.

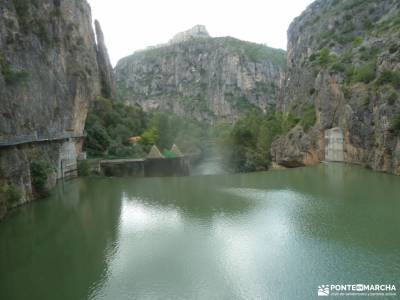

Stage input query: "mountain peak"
[{"left": 169, "top": 25, "right": 210, "bottom": 44}]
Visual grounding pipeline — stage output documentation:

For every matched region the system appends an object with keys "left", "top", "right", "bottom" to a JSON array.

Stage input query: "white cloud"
[{"left": 87, "top": 0, "right": 314, "bottom": 66}]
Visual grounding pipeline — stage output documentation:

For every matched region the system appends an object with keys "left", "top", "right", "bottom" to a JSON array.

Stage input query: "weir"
[
  {"left": 324, "top": 127, "right": 344, "bottom": 162},
  {"left": 100, "top": 157, "right": 190, "bottom": 177}
]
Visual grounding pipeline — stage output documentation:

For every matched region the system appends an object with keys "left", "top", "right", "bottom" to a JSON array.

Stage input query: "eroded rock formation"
[
  {"left": 115, "top": 26, "right": 286, "bottom": 123},
  {"left": 272, "top": 0, "right": 400, "bottom": 175},
  {"left": 95, "top": 19, "right": 116, "bottom": 99}
]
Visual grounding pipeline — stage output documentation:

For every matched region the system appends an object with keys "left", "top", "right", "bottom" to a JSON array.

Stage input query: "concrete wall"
[
  {"left": 58, "top": 139, "right": 78, "bottom": 179},
  {"left": 325, "top": 127, "right": 344, "bottom": 162},
  {"left": 99, "top": 157, "right": 190, "bottom": 178},
  {"left": 144, "top": 157, "right": 190, "bottom": 177},
  {"left": 101, "top": 160, "right": 145, "bottom": 177}
]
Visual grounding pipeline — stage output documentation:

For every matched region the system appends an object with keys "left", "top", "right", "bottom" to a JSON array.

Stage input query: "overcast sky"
[{"left": 87, "top": 0, "right": 314, "bottom": 66}]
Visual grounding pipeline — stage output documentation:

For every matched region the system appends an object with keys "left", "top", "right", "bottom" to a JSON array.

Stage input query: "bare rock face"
[
  {"left": 273, "top": 0, "right": 400, "bottom": 175},
  {"left": 0, "top": 0, "right": 102, "bottom": 138},
  {"left": 271, "top": 126, "right": 323, "bottom": 167},
  {"left": 0, "top": 0, "right": 112, "bottom": 218},
  {"left": 115, "top": 30, "right": 286, "bottom": 123},
  {"left": 95, "top": 19, "right": 116, "bottom": 99},
  {"left": 169, "top": 25, "right": 210, "bottom": 44}
]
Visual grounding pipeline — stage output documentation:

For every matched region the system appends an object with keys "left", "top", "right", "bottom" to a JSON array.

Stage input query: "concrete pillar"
[
  {"left": 58, "top": 140, "right": 78, "bottom": 179},
  {"left": 325, "top": 127, "right": 344, "bottom": 162}
]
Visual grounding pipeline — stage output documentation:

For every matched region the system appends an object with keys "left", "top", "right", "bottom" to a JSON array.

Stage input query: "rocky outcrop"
[
  {"left": 169, "top": 25, "right": 210, "bottom": 44},
  {"left": 95, "top": 20, "right": 116, "bottom": 99},
  {"left": 272, "top": 0, "right": 400, "bottom": 175},
  {"left": 0, "top": 0, "right": 111, "bottom": 219},
  {"left": 115, "top": 27, "right": 286, "bottom": 123}
]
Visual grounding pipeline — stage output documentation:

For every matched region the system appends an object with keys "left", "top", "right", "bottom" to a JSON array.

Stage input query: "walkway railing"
[{"left": 0, "top": 131, "right": 87, "bottom": 148}]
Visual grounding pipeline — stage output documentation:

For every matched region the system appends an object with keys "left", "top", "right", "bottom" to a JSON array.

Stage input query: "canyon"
[{"left": 1, "top": 0, "right": 400, "bottom": 221}]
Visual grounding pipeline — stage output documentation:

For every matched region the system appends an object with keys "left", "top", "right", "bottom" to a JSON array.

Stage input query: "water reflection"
[
  {"left": 0, "top": 164, "right": 399, "bottom": 299},
  {"left": 0, "top": 179, "right": 122, "bottom": 300},
  {"left": 119, "top": 196, "right": 183, "bottom": 233}
]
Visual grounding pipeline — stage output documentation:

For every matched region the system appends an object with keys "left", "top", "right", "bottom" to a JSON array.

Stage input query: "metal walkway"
[{"left": 0, "top": 131, "right": 86, "bottom": 148}]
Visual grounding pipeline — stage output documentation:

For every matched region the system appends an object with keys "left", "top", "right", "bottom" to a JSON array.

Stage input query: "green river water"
[{"left": 0, "top": 163, "right": 399, "bottom": 299}]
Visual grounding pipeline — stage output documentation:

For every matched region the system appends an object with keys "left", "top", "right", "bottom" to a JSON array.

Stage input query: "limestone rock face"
[
  {"left": 272, "top": 0, "right": 400, "bottom": 175},
  {"left": 95, "top": 20, "right": 116, "bottom": 99},
  {"left": 115, "top": 30, "right": 286, "bottom": 123},
  {"left": 0, "top": 0, "right": 100, "bottom": 138},
  {"left": 0, "top": 0, "right": 112, "bottom": 218},
  {"left": 169, "top": 25, "right": 210, "bottom": 44}
]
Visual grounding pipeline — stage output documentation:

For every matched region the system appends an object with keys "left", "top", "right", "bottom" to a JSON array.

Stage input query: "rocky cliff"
[
  {"left": 272, "top": 0, "right": 400, "bottom": 175},
  {"left": 95, "top": 19, "right": 116, "bottom": 99},
  {"left": 115, "top": 26, "right": 286, "bottom": 123},
  {"left": 0, "top": 0, "right": 113, "bottom": 219}
]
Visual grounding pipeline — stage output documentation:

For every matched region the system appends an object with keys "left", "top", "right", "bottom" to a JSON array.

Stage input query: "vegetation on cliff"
[
  {"left": 115, "top": 33, "right": 285, "bottom": 123},
  {"left": 0, "top": 181, "right": 21, "bottom": 209},
  {"left": 218, "top": 111, "right": 302, "bottom": 172},
  {"left": 30, "top": 160, "right": 52, "bottom": 197},
  {"left": 272, "top": 0, "right": 400, "bottom": 173},
  {"left": 84, "top": 97, "right": 208, "bottom": 158}
]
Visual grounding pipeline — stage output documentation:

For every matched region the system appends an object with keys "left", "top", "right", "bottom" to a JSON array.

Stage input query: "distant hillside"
[{"left": 115, "top": 26, "right": 286, "bottom": 123}]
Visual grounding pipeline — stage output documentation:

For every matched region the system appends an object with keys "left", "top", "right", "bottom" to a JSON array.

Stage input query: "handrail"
[{"left": 0, "top": 131, "right": 87, "bottom": 148}]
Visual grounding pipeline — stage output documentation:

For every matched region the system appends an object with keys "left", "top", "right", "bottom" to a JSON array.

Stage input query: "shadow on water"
[{"left": 0, "top": 179, "right": 123, "bottom": 300}]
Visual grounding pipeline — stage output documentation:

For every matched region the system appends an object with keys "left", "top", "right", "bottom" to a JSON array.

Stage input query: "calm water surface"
[{"left": 1, "top": 164, "right": 400, "bottom": 299}]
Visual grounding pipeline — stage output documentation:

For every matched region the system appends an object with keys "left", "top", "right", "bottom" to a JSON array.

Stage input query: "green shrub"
[
  {"left": 77, "top": 160, "right": 90, "bottom": 176},
  {"left": 2, "top": 69, "right": 29, "bottom": 85},
  {"left": 359, "top": 48, "right": 377, "bottom": 62},
  {"left": 330, "top": 62, "right": 346, "bottom": 73},
  {"left": 301, "top": 105, "right": 317, "bottom": 130},
  {"left": 0, "top": 53, "right": 29, "bottom": 85},
  {"left": 340, "top": 49, "right": 353, "bottom": 64},
  {"left": 222, "top": 37, "right": 286, "bottom": 64},
  {"left": 85, "top": 122, "right": 111, "bottom": 155},
  {"left": 84, "top": 97, "right": 208, "bottom": 159},
  {"left": 309, "top": 53, "right": 317, "bottom": 62},
  {"left": 30, "top": 160, "right": 52, "bottom": 196},
  {"left": 282, "top": 112, "right": 300, "bottom": 132},
  {"left": 3, "top": 183, "right": 22, "bottom": 206},
  {"left": 376, "top": 71, "right": 400, "bottom": 88},
  {"left": 319, "top": 48, "right": 331, "bottom": 66},
  {"left": 50, "top": 8, "right": 62, "bottom": 18},
  {"left": 140, "top": 127, "right": 158, "bottom": 146},
  {"left": 108, "top": 142, "right": 136, "bottom": 158},
  {"left": 12, "top": 0, "right": 31, "bottom": 31},
  {"left": 363, "top": 19, "right": 373, "bottom": 30},
  {"left": 388, "top": 93, "right": 397, "bottom": 105},
  {"left": 352, "top": 61, "right": 376, "bottom": 83},
  {"left": 392, "top": 114, "right": 400, "bottom": 135},
  {"left": 389, "top": 44, "right": 398, "bottom": 54},
  {"left": 352, "top": 36, "right": 363, "bottom": 48},
  {"left": 221, "top": 111, "right": 298, "bottom": 172}
]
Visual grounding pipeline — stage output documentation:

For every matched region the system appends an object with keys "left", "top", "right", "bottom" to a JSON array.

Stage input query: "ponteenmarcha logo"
[
  {"left": 318, "top": 284, "right": 397, "bottom": 297},
  {"left": 318, "top": 285, "right": 330, "bottom": 296}
]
